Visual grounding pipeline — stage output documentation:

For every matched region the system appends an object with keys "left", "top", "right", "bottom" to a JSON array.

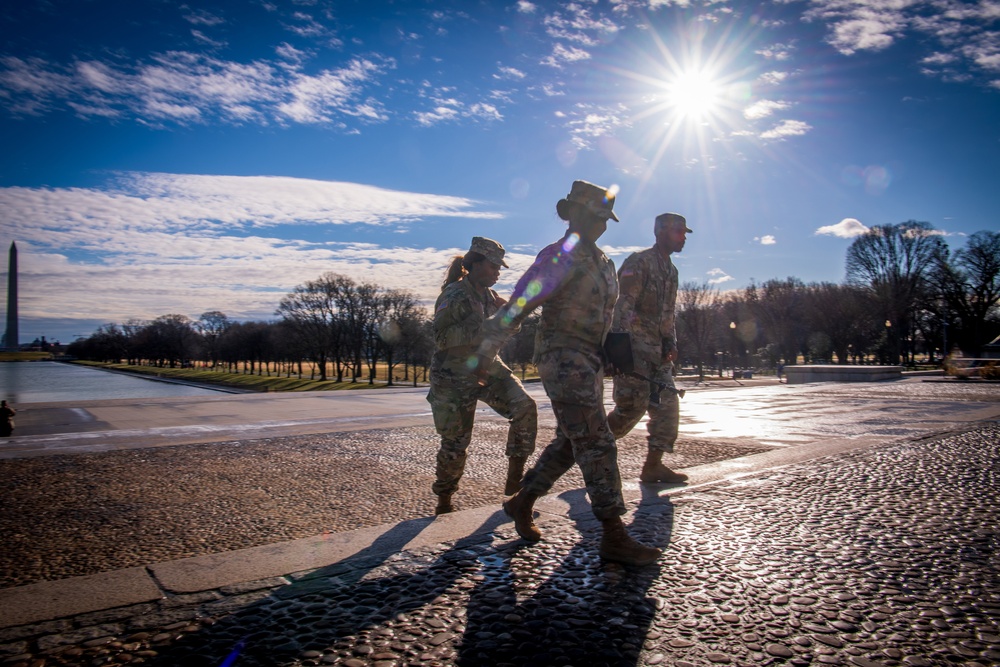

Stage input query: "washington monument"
[{"left": 4, "top": 242, "right": 17, "bottom": 351}]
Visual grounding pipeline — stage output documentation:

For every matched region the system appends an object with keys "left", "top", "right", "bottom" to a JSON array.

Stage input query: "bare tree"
[
  {"left": 395, "top": 309, "right": 433, "bottom": 386},
  {"left": 359, "top": 282, "right": 386, "bottom": 385},
  {"left": 275, "top": 274, "right": 342, "bottom": 381},
  {"left": 676, "top": 281, "right": 721, "bottom": 380},
  {"left": 929, "top": 231, "right": 1000, "bottom": 355},
  {"left": 140, "top": 314, "right": 199, "bottom": 368},
  {"left": 803, "top": 283, "right": 872, "bottom": 363},
  {"left": 379, "top": 288, "right": 422, "bottom": 386},
  {"left": 744, "top": 278, "right": 809, "bottom": 366},
  {"left": 502, "top": 312, "right": 540, "bottom": 380},
  {"left": 196, "top": 311, "right": 231, "bottom": 368},
  {"left": 119, "top": 319, "right": 147, "bottom": 366},
  {"left": 845, "top": 221, "right": 946, "bottom": 363}
]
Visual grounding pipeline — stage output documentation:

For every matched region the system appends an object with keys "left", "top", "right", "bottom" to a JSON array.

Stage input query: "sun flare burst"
[
  {"left": 601, "top": 17, "right": 759, "bottom": 190},
  {"left": 665, "top": 68, "right": 723, "bottom": 121}
]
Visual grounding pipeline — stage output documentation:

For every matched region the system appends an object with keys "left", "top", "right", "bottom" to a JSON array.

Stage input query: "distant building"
[{"left": 984, "top": 334, "right": 1000, "bottom": 360}]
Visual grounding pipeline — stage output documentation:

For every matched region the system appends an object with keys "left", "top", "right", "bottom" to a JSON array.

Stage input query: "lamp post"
[
  {"left": 942, "top": 319, "right": 948, "bottom": 360},
  {"left": 885, "top": 319, "right": 893, "bottom": 364},
  {"left": 729, "top": 321, "right": 737, "bottom": 377}
]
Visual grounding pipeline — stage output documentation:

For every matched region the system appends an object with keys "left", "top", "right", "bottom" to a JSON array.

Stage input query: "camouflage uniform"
[
  {"left": 482, "top": 233, "right": 625, "bottom": 520},
  {"left": 607, "top": 247, "right": 680, "bottom": 453},
  {"left": 428, "top": 276, "right": 536, "bottom": 497}
]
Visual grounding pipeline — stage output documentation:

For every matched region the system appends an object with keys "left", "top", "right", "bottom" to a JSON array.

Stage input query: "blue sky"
[{"left": 1, "top": 0, "right": 998, "bottom": 345}]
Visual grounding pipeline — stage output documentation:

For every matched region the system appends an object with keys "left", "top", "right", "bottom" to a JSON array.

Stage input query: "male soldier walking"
[{"left": 607, "top": 212, "right": 692, "bottom": 484}]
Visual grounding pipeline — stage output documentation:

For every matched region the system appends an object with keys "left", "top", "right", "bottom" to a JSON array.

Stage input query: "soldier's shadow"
[
  {"left": 456, "top": 485, "right": 675, "bottom": 666},
  {"left": 145, "top": 511, "right": 509, "bottom": 666}
]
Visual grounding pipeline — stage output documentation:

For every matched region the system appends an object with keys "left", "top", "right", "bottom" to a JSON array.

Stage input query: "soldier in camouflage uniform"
[
  {"left": 478, "top": 181, "right": 661, "bottom": 567},
  {"left": 608, "top": 212, "right": 692, "bottom": 484},
  {"left": 428, "top": 236, "right": 537, "bottom": 515}
]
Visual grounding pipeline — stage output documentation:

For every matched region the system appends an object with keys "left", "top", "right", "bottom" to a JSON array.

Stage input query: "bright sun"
[{"left": 666, "top": 68, "right": 722, "bottom": 121}]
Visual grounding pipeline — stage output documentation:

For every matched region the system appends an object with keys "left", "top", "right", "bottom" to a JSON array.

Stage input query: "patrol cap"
[
  {"left": 468, "top": 236, "right": 508, "bottom": 267},
  {"left": 654, "top": 212, "right": 692, "bottom": 234},
  {"left": 567, "top": 180, "right": 619, "bottom": 222}
]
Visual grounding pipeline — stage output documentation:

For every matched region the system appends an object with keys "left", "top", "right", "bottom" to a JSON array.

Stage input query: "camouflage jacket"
[
  {"left": 432, "top": 277, "right": 510, "bottom": 376},
  {"left": 481, "top": 233, "right": 618, "bottom": 360},
  {"left": 612, "top": 246, "right": 678, "bottom": 371}
]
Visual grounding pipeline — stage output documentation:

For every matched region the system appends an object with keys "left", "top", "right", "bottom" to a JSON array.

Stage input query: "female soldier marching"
[{"left": 427, "top": 237, "right": 537, "bottom": 514}]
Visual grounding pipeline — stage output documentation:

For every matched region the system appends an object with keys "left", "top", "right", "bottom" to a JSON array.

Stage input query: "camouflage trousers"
[
  {"left": 521, "top": 347, "right": 626, "bottom": 521},
  {"left": 427, "top": 369, "right": 537, "bottom": 496},
  {"left": 607, "top": 366, "right": 679, "bottom": 453}
]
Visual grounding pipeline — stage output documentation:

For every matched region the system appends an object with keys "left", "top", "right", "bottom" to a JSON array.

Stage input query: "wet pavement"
[{"left": 0, "top": 377, "right": 998, "bottom": 666}]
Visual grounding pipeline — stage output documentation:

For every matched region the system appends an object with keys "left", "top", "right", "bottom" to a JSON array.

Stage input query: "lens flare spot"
[
  {"left": 562, "top": 233, "right": 580, "bottom": 252},
  {"left": 556, "top": 141, "right": 578, "bottom": 167},
  {"left": 864, "top": 165, "right": 891, "bottom": 195},
  {"left": 509, "top": 178, "right": 530, "bottom": 199},
  {"left": 516, "top": 296, "right": 527, "bottom": 307},
  {"left": 465, "top": 356, "right": 479, "bottom": 371},
  {"left": 526, "top": 280, "right": 543, "bottom": 298}
]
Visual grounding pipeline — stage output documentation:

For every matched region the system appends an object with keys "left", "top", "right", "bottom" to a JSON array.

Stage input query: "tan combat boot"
[
  {"left": 504, "top": 456, "right": 527, "bottom": 495},
  {"left": 639, "top": 451, "right": 689, "bottom": 484},
  {"left": 502, "top": 489, "right": 542, "bottom": 542},
  {"left": 435, "top": 493, "right": 455, "bottom": 515},
  {"left": 599, "top": 516, "right": 662, "bottom": 566}
]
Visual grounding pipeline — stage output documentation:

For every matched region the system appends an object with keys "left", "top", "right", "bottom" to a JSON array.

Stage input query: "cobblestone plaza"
[{"left": 1, "top": 378, "right": 997, "bottom": 666}]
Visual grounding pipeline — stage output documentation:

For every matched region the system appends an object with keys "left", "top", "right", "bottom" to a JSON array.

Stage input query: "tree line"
[
  {"left": 68, "top": 223, "right": 999, "bottom": 382},
  {"left": 675, "top": 225, "right": 998, "bottom": 378}
]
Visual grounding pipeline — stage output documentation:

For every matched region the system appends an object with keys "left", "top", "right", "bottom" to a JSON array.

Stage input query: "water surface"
[{"left": 0, "top": 361, "right": 225, "bottom": 404}]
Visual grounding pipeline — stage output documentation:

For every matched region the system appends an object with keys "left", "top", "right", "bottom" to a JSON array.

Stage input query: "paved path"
[
  {"left": 0, "top": 378, "right": 998, "bottom": 666},
  {"left": 6, "top": 377, "right": 997, "bottom": 457}
]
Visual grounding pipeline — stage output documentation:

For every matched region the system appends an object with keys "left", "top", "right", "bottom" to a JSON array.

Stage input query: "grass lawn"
[
  {"left": 71, "top": 361, "right": 423, "bottom": 392},
  {"left": 0, "top": 351, "right": 54, "bottom": 362}
]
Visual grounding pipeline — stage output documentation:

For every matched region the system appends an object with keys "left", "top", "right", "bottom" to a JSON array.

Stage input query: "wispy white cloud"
[
  {"left": 541, "top": 42, "right": 592, "bottom": 68},
  {"left": 182, "top": 9, "right": 225, "bottom": 27},
  {"left": 759, "top": 119, "right": 812, "bottom": 140},
  {"left": 543, "top": 3, "right": 620, "bottom": 47},
  {"left": 803, "top": 0, "right": 1000, "bottom": 86},
  {"left": 0, "top": 173, "right": 510, "bottom": 328},
  {"left": 707, "top": 267, "right": 733, "bottom": 284},
  {"left": 756, "top": 43, "right": 795, "bottom": 61},
  {"left": 560, "top": 102, "right": 631, "bottom": 150},
  {"left": 757, "top": 70, "right": 791, "bottom": 86},
  {"left": 414, "top": 94, "right": 504, "bottom": 126},
  {"left": 757, "top": 235, "right": 777, "bottom": 245},
  {"left": 815, "top": 218, "right": 869, "bottom": 238},
  {"left": 744, "top": 99, "right": 790, "bottom": 120},
  {"left": 3, "top": 0, "right": 995, "bottom": 136},
  {"left": 0, "top": 51, "right": 393, "bottom": 128},
  {"left": 494, "top": 65, "right": 526, "bottom": 80}
]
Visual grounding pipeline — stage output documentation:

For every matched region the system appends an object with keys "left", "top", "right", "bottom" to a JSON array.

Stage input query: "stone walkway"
[{"left": 0, "top": 378, "right": 998, "bottom": 666}]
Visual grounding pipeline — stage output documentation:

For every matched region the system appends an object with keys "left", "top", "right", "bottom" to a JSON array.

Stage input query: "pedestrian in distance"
[
  {"left": 0, "top": 400, "right": 14, "bottom": 437},
  {"left": 477, "top": 180, "right": 661, "bottom": 567},
  {"left": 427, "top": 237, "right": 538, "bottom": 515},
  {"left": 607, "top": 212, "right": 692, "bottom": 484}
]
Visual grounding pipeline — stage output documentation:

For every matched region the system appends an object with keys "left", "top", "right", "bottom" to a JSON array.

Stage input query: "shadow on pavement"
[
  {"left": 144, "top": 512, "right": 509, "bottom": 666},
  {"left": 455, "top": 486, "right": 674, "bottom": 666}
]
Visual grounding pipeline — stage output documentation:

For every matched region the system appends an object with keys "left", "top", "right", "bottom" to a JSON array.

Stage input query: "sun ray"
[{"left": 601, "top": 15, "right": 762, "bottom": 199}]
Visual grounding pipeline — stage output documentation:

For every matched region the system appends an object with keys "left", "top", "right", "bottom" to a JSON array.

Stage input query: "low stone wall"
[{"left": 784, "top": 364, "right": 902, "bottom": 384}]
